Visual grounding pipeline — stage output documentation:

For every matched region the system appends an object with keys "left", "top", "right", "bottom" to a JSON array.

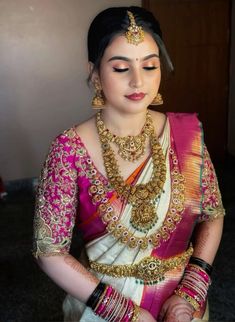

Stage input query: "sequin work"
[
  {"left": 33, "top": 131, "right": 79, "bottom": 258},
  {"left": 199, "top": 145, "right": 225, "bottom": 221}
]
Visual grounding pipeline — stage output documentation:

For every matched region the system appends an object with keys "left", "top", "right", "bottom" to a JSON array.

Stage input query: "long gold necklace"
[
  {"left": 96, "top": 111, "right": 154, "bottom": 162},
  {"left": 96, "top": 111, "right": 167, "bottom": 233}
]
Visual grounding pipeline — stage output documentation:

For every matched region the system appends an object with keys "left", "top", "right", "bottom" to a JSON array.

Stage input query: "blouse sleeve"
[
  {"left": 33, "top": 132, "right": 78, "bottom": 258},
  {"left": 198, "top": 144, "right": 225, "bottom": 222}
]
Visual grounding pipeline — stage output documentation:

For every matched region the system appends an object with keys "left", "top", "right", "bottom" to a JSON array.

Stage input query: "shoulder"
[
  {"left": 166, "top": 112, "right": 200, "bottom": 124},
  {"left": 74, "top": 115, "right": 96, "bottom": 137},
  {"left": 51, "top": 116, "right": 95, "bottom": 146}
]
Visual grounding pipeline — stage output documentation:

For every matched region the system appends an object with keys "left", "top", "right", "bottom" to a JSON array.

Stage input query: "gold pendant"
[
  {"left": 115, "top": 136, "right": 145, "bottom": 161},
  {"left": 130, "top": 202, "right": 157, "bottom": 233}
]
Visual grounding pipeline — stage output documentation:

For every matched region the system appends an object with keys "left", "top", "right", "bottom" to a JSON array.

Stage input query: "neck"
[{"left": 99, "top": 109, "right": 148, "bottom": 137}]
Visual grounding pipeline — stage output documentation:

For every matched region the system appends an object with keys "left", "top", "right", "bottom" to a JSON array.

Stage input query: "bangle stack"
[
  {"left": 189, "top": 256, "right": 213, "bottom": 277},
  {"left": 175, "top": 260, "right": 212, "bottom": 311},
  {"left": 86, "top": 282, "right": 107, "bottom": 310},
  {"left": 86, "top": 282, "right": 140, "bottom": 321}
]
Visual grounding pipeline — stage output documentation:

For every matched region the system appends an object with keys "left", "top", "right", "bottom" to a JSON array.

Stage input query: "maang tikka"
[{"left": 125, "top": 11, "right": 144, "bottom": 45}]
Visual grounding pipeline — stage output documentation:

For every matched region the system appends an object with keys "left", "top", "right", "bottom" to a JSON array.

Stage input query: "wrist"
[
  {"left": 86, "top": 282, "right": 139, "bottom": 321},
  {"left": 175, "top": 262, "right": 211, "bottom": 311}
]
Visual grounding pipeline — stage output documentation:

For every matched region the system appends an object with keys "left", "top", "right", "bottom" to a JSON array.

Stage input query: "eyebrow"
[{"left": 107, "top": 53, "right": 159, "bottom": 62}]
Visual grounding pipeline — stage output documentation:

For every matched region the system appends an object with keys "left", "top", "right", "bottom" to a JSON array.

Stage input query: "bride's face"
[{"left": 96, "top": 32, "right": 161, "bottom": 114}]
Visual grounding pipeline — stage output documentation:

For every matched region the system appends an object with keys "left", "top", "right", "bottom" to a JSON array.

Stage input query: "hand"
[
  {"left": 158, "top": 294, "right": 194, "bottom": 322},
  {"left": 138, "top": 307, "right": 156, "bottom": 322}
]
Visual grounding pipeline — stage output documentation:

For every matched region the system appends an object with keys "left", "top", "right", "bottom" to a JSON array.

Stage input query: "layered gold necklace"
[
  {"left": 96, "top": 111, "right": 166, "bottom": 233},
  {"left": 96, "top": 112, "right": 154, "bottom": 162}
]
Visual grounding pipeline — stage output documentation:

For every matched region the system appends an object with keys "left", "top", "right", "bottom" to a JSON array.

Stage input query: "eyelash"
[
  {"left": 144, "top": 66, "right": 158, "bottom": 70},
  {"left": 113, "top": 66, "right": 158, "bottom": 73}
]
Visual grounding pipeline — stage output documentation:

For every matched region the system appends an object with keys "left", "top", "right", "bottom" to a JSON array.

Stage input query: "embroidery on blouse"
[
  {"left": 33, "top": 126, "right": 187, "bottom": 255},
  {"left": 199, "top": 145, "right": 225, "bottom": 222},
  {"left": 33, "top": 131, "right": 79, "bottom": 258}
]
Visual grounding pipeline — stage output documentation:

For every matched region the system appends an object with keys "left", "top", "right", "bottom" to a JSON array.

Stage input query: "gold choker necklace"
[
  {"left": 96, "top": 111, "right": 154, "bottom": 162},
  {"left": 96, "top": 112, "right": 166, "bottom": 233}
]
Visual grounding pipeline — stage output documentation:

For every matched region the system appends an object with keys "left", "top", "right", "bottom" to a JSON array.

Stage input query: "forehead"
[{"left": 102, "top": 32, "right": 159, "bottom": 60}]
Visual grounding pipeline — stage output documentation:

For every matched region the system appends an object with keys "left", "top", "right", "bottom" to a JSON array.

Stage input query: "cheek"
[
  {"left": 101, "top": 74, "right": 124, "bottom": 96},
  {"left": 149, "top": 72, "right": 161, "bottom": 90},
  {"left": 152, "top": 70, "right": 161, "bottom": 83}
]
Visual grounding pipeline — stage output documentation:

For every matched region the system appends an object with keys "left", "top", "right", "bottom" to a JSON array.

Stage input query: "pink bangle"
[
  {"left": 189, "top": 264, "right": 210, "bottom": 283},
  {"left": 122, "top": 299, "right": 134, "bottom": 322},
  {"left": 96, "top": 286, "right": 113, "bottom": 315}
]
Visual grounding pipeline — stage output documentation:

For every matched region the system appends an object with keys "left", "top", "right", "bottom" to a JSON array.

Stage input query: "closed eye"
[
  {"left": 143, "top": 66, "right": 158, "bottom": 70},
  {"left": 113, "top": 67, "right": 129, "bottom": 73}
]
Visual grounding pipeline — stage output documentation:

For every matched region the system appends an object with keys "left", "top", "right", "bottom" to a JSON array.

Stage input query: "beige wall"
[
  {"left": 0, "top": 0, "right": 141, "bottom": 181},
  {"left": 228, "top": 0, "right": 235, "bottom": 156}
]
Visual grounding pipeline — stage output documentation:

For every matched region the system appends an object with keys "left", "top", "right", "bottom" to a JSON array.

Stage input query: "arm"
[
  {"left": 192, "top": 216, "right": 224, "bottom": 265},
  {"left": 37, "top": 254, "right": 99, "bottom": 303},
  {"left": 34, "top": 134, "right": 155, "bottom": 321},
  {"left": 33, "top": 134, "right": 98, "bottom": 302},
  {"left": 37, "top": 255, "right": 156, "bottom": 321}
]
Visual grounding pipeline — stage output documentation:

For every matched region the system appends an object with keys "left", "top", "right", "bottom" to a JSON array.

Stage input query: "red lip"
[{"left": 125, "top": 92, "right": 146, "bottom": 101}]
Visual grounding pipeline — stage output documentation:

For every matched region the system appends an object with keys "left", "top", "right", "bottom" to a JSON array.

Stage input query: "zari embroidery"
[
  {"left": 33, "top": 132, "right": 78, "bottom": 258},
  {"left": 200, "top": 145, "right": 225, "bottom": 221}
]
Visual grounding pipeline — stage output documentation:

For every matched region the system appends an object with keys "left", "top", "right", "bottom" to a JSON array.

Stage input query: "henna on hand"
[
  {"left": 193, "top": 223, "right": 210, "bottom": 257},
  {"left": 64, "top": 255, "right": 98, "bottom": 283}
]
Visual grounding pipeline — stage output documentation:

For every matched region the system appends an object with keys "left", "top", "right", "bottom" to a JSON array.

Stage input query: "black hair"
[{"left": 87, "top": 6, "right": 173, "bottom": 82}]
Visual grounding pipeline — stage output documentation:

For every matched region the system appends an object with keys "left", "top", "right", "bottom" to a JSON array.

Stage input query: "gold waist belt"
[{"left": 90, "top": 245, "right": 193, "bottom": 284}]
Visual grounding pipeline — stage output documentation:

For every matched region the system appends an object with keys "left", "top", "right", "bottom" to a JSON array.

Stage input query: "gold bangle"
[
  {"left": 174, "top": 289, "right": 200, "bottom": 311},
  {"left": 131, "top": 304, "right": 140, "bottom": 322}
]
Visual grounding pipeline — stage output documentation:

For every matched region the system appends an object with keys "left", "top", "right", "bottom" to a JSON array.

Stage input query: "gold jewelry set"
[
  {"left": 91, "top": 11, "right": 163, "bottom": 109},
  {"left": 96, "top": 111, "right": 166, "bottom": 233},
  {"left": 89, "top": 11, "right": 183, "bottom": 289}
]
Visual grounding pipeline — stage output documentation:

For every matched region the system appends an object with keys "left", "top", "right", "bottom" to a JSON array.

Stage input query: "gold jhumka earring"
[
  {"left": 92, "top": 81, "right": 105, "bottom": 109},
  {"left": 125, "top": 11, "right": 144, "bottom": 45},
  {"left": 151, "top": 93, "right": 164, "bottom": 105}
]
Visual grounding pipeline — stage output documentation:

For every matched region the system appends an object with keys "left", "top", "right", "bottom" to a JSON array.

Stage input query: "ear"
[{"left": 87, "top": 61, "right": 100, "bottom": 84}]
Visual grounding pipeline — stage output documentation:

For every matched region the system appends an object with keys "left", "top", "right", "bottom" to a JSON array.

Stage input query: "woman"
[{"left": 33, "top": 6, "right": 225, "bottom": 322}]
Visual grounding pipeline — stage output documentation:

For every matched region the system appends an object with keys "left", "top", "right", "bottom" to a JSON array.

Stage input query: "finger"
[
  {"left": 164, "top": 304, "right": 193, "bottom": 322},
  {"left": 158, "top": 305, "right": 167, "bottom": 322},
  {"left": 164, "top": 311, "right": 178, "bottom": 322}
]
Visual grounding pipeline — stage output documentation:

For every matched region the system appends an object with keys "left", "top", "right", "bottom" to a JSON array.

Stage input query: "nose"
[{"left": 129, "top": 69, "right": 143, "bottom": 89}]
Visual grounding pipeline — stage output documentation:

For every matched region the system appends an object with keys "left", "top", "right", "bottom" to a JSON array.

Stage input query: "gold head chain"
[{"left": 125, "top": 10, "right": 144, "bottom": 45}]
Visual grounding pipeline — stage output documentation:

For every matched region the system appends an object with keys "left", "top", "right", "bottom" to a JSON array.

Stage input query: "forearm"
[
  {"left": 192, "top": 216, "right": 224, "bottom": 265},
  {"left": 37, "top": 254, "right": 99, "bottom": 303},
  {"left": 37, "top": 255, "right": 154, "bottom": 321}
]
